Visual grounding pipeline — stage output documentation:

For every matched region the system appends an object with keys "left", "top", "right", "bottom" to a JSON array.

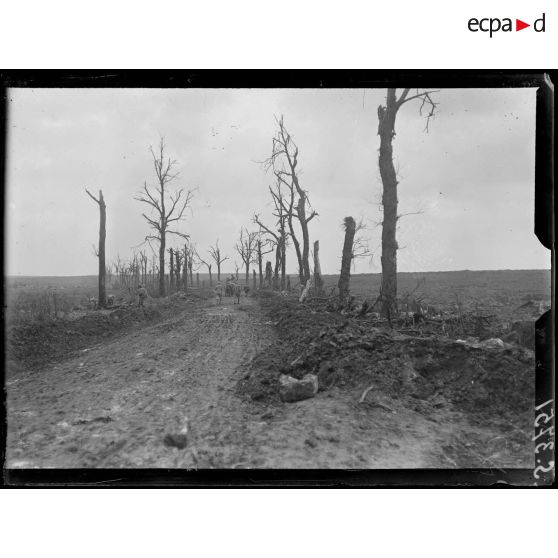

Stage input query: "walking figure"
[
  {"left": 137, "top": 284, "right": 148, "bottom": 307},
  {"left": 214, "top": 281, "right": 223, "bottom": 305}
]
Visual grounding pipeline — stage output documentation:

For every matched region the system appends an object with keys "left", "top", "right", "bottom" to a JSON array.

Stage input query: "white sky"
[{"left": 5, "top": 87, "right": 549, "bottom": 276}]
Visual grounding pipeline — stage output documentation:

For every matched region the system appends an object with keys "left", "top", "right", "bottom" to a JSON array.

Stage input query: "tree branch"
[
  {"left": 253, "top": 214, "right": 280, "bottom": 242},
  {"left": 398, "top": 89, "right": 440, "bottom": 106},
  {"left": 306, "top": 211, "right": 318, "bottom": 224},
  {"left": 141, "top": 213, "right": 161, "bottom": 231},
  {"left": 85, "top": 188, "right": 100, "bottom": 204}
]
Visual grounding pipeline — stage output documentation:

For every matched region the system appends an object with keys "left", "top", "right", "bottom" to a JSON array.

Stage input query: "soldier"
[
  {"left": 232, "top": 283, "right": 242, "bottom": 304},
  {"left": 214, "top": 281, "right": 224, "bottom": 305},
  {"left": 225, "top": 274, "right": 235, "bottom": 297},
  {"left": 137, "top": 284, "right": 148, "bottom": 307}
]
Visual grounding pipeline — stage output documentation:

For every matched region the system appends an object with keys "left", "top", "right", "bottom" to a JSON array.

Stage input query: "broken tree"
[
  {"left": 263, "top": 115, "right": 317, "bottom": 284},
  {"left": 85, "top": 188, "right": 107, "bottom": 308},
  {"left": 254, "top": 181, "right": 288, "bottom": 290},
  {"left": 377, "top": 88, "right": 438, "bottom": 320},
  {"left": 338, "top": 217, "right": 356, "bottom": 306},
  {"left": 254, "top": 231, "right": 274, "bottom": 288},
  {"left": 313, "top": 240, "right": 324, "bottom": 296}
]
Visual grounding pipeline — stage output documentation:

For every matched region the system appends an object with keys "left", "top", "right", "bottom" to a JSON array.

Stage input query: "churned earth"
[{"left": 5, "top": 293, "right": 534, "bottom": 469}]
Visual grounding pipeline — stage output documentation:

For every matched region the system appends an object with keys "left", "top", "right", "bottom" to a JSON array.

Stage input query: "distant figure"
[
  {"left": 137, "top": 284, "right": 148, "bottom": 307},
  {"left": 232, "top": 283, "right": 242, "bottom": 304},
  {"left": 225, "top": 275, "right": 235, "bottom": 297},
  {"left": 231, "top": 283, "right": 249, "bottom": 304},
  {"left": 214, "top": 282, "right": 223, "bottom": 305}
]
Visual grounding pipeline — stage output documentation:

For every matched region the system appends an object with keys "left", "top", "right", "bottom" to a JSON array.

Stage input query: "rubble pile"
[{"left": 240, "top": 298, "right": 535, "bottom": 426}]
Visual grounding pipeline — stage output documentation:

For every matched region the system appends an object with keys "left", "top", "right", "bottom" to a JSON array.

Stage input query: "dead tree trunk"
[
  {"left": 175, "top": 250, "right": 181, "bottom": 288},
  {"left": 287, "top": 214, "right": 304, "bottom": 284},
  {"left": 280, "top": 236, "right": 286, "bottom": 290},
  {"left": 265, "top": 261, "right": 273, "bottom": 289},
  {"left": 159, "top": 233, "right": 166, "bottom": 297},
  {"left": 258, "top": 255, "right": 263, "bottom": 287},
  {"left": 296, "top": 196, "right": 312, "bottom": 283},
  {"left": 338, "top": 217, "right": 356, "bottom": 306},
  {"left": 85, "top": 188, "right": 107, "bottom": 308},
  {"left": 253, "top": 269, "right": 257, "bottom": 291},
  {"left": 187, "top": 249, "right": 188, "bottom": 291},
  {"left": 273, "top": 245, "right": 281, "bottom": 290},
  {"left": 196, "top": 272, "right": 199, "bottom": 288},
  {"left": 313, "top": 240, "right": 324, "bottom": 296},
  {"left": 376, "top": 87, "right": 438, "bottom": 320},
  {"left": 169, "top": 248, "right": 175, "bottom": 292},
  {"left": 378, "top": 89, "right": 399, "bottom": 319}
]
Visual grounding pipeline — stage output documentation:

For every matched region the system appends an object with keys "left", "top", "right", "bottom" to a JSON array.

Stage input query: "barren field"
[{"left": 4, "top": 270, "right": 550, "bottom": 470}]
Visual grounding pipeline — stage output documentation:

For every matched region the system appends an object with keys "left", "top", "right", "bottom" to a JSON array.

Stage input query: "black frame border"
[{"left": 1, "top": 70, "right": 555, "bottom": 487}]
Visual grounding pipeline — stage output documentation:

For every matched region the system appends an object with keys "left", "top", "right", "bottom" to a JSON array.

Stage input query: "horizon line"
[{"left": 5, "top": 268, "right": 552, "bottom": 279}]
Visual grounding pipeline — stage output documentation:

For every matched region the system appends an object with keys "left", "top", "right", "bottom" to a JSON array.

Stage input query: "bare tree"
[
  {"left": 377, "top": 88, "right": 438, "bottom": 319},
  {"left": 174, "top": 248, "right": 182, "bottom": 288},
  {"left": 264, "top": 260, "right": 273, "bottom": 288},
  {"left": 263, "top": 115, "right": 317, "bottom": 284},
  {"left": 85, "top": 188, "right": 107, "bottom": 308},
  {"left": 198, "top": 251, "right": 214, "bottom": 286},
  {"left": 113, "top": 254, "right": 127, "bottom": 289},
  {"left": 182, "top": 243, "right": 188, "bottom": 290},
  {"left": 138, "top": 250, "right": 148, "bottom": 285},
  {"left": 270, "top": 180, "right": 290, "bottom": 290},
  {"left": 352, "top": 219, "right": 372, "bottom": 266},
  {"left": 254, "top": 230, "right": 274, "bottom": 288},
  {"left": 336, "top": 218, "right": 371, "bottom": 307},
  {"left": 209, "top": 240, "right": 229, "bottom": 282},
  {"left": 184, "top": 242, "right": 198, "bottom": 288},
  {"left": 135, "top": 138, "right": 194, "bottom": 297},
  {"left": 169, "top": 248, "right": 175, "bottom": 291},
  {"left": 254, "top": 178, "right": 290, "bottom": 290},
  {"left": 338, "top": 217, "right": 356, "bottom": 306},
  {"left": 313, "top": 240, "right": 324, "bottom": 296},
  {"left": 235, "top": 227, "right": 258, "bottom": 285}
]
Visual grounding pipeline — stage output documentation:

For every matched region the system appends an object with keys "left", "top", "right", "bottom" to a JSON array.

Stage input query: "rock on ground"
[{"left": 279, "top": 373, "right": 319, "bottom": 402}]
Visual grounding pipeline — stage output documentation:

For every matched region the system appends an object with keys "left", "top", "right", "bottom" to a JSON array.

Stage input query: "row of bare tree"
[{"left": 86, "top": 88, "right": 438, "bottom": 319}]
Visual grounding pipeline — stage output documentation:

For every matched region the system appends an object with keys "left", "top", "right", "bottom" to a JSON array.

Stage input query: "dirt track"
[{"left": 6, "top": 296, "right": 533, "bottom": 469}]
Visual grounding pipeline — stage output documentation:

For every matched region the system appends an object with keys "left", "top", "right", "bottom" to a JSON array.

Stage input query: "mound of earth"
[
  {"left": 6, "top": 297, "right": 199, "bottom": 372},
  {"left": 240, "top": 297, "right": 535, "bottom": 430}
]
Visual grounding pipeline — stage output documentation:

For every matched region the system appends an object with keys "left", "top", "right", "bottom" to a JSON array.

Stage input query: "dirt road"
[{"left": 6, "top": 296, "right": 531, "bottom": 469}]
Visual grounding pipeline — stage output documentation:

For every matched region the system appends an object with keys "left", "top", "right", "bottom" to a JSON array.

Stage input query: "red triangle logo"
[{"left": 516, "top": 19, "right": 530, "bottom": 31}]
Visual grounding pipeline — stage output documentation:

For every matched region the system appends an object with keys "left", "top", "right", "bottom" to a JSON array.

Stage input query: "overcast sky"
[{"left": 5, "top": 87, "right": 549, "bottom": 276}]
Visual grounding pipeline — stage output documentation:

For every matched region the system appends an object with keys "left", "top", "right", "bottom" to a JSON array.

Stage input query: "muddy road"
[{"left": 6, "top": 296, "right": 533, "bottom": 469}]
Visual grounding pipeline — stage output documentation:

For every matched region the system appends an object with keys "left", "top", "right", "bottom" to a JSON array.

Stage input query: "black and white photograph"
[{"left": 3, "top": 80, "right": 552, "bottom": 476}]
